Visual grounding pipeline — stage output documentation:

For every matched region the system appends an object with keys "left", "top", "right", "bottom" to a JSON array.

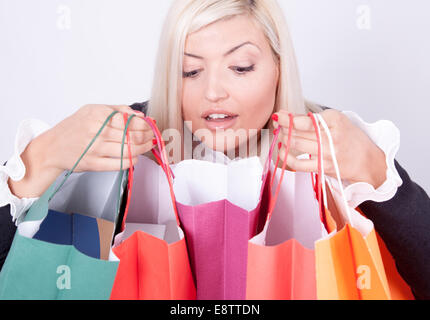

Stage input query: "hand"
[
  {"left": 272, "top": 109, "right": 388, "bottom": 189},
  {"left": 46, "top": 104, "right": 155, "bottom": 172},
  {"left": 9, "top": 104, "right": 156, "bottom": 199}
]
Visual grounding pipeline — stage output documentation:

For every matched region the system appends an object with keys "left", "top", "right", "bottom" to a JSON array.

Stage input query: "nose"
[{"left": 204, "top": 68, "right": 229, "bottom": 103}]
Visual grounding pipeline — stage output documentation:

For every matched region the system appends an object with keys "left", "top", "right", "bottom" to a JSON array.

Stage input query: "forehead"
[{"left": 185, "top": 15, "right": 268, "bottom": 55}]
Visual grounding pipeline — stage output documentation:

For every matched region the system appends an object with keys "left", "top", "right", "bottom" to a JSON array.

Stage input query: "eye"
[
  {"left": 231, "top": 64, "right": 255, "bottom": 75},
  {"left": 182, "top": 69, "right": 201, "bottom": 78}
]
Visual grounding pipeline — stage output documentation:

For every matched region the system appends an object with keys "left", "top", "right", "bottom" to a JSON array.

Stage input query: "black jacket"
[{"left": 1, "top": 101, "right": 429, "bottom": 299}]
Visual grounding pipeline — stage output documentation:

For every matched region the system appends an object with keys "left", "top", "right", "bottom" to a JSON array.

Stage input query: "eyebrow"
[{"left": 184, "top": 41, "right": 261, "bottom": 59}]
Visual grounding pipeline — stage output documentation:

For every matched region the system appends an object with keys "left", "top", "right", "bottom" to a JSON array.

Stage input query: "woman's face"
[{"left": 182, "top": 14, "right": 279, "bottom": 154}]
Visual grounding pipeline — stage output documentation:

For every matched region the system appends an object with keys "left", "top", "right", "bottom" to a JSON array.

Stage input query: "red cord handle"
[
  {"left": 143, "top": 117, "right": 181, "bottom": 227},
  {"left": 120, "top": 114, "right": 181, "bottom": 230},
  {"left": 121, "top": 112, "right": 325, "bottom": 229},
  {"left": 266, "top": 113, "right": 325, "bottom": 225},
  {"left": 267, "top": 114, "right": 294, "bottom": 221}
]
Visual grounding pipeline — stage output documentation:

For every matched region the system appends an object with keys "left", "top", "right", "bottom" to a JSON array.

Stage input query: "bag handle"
[
  {"left": 120, "top": 113, "right": 136, "bottom": 231},
  {"left": 266, "top": 113, "right": 327, "bottom": 228},
  {"left": 140, "top": 114, "right": 323, "bottom": 228},
  {"left": 48, "top": 111, "right": 134, "bottom": 221},
  {"left": 309, "top": 112, "right": 330, "bottom": 232},
  {"left": 265, "top": 114, "right": 294, "bottom": 221},
  {"left": 142, "top": 117, "right": 181, "bottom": 227},
  {"left": 315, "top": 113, "right": 354, "bottom": 227},
  {"left": 118, "top": 115, "right": 182, "bottom": 229},
  {"left": 308, "top": 112, "right": 325, "bottom": 224}
]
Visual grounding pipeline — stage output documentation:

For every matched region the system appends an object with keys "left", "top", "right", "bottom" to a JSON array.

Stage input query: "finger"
[
  {"left": 85, "top": 156, "right": 140, "bottom": 172},
  {"left": 279, "top": 131, "right": 333, "bottom": 160},
  {"left": 101, "top": 105, "right": 146, "bottom": 121},
  {"left": 278, "top": 147, "right": 319, "bottom": 173},
  {"left": 108, "top": 112, "right": 152, "bottom": 131},
  {"left": 107, "top": 105, "right": 146, "bottom": 117},
  {"left": 280, "top": 128, "right": 317, "bottom": 142},
  {"left": 96, "top": 140, "right": 156, "bottom": 158},
  {"left": 278, "top": 142, "right": 336, "bottom": 175},
  {"left": 289, "top": 136, "right": 319, "bottom": 156},
  {"left": 102, "top": 127, "right": 155, "bottom": 145},
  {"left": 278, "top": 111, "right": 315, "bottom": 132},
  {"left": 279, "top": 119, "right": 333, "bottom": 145}
]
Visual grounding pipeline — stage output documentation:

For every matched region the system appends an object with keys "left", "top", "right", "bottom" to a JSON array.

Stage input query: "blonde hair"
[{"left": 147, "top": 0, "right": 322, "bottom": 162}]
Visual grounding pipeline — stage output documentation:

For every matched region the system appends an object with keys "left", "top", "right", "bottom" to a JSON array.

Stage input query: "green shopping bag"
[{"left": 0, "top": 111, "right": 133, "bottom": 300}]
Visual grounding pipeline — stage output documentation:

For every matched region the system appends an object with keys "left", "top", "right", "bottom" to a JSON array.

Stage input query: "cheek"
[
  {"left": 182, "top": 80, "right": 209, "bottom": 132},
  {"left": 181, "top": 82, "right": 198, "bottom": 121},
  {"left": 234, "top": 70, "right": 278, "bottom": 130}
]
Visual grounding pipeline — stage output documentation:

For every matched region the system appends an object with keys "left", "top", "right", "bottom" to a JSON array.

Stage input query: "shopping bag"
[
  {"left": 320, "top": 184, "right": 415, "bottom": 300},
  {"left": 312, "top": 113, "right": 395, "bottom": 300},
  {"left": 372, "top": 227, "right": 415, "bottom": 299},
  {"left": 246, "top": 114, "right": 329, "bottom": 300},
  {"left": 172, "top": 157, "right": 270, "bottom": 300},
  {"left": 0, "top": 111, "right": 132, "bottom": 300},
  {"left": 110, "top": 117, "right": 196, "bottom": 300}
]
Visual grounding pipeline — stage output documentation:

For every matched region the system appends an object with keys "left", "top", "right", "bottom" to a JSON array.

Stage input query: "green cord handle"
[
  {"left": 47, "top": 111, "right": 135, "bottom": 218},
  {"left": 116, "top": 113, "right": 136, "bottom": 218}
]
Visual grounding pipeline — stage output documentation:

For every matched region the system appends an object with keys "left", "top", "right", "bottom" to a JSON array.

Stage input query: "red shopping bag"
[{"left": 110, "top": 118, "right": 196, "bottom": 300}]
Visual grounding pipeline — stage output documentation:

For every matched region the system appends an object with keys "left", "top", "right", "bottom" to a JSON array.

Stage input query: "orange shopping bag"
[
  {"left": 313, "top": 113, "right": 413, "bottom": 300},
  {"left": 321, "top": 198, "right": 414, "bottom": 300},
  {"left": 110, "top": 117, "right": 196, "bottom": 300}
]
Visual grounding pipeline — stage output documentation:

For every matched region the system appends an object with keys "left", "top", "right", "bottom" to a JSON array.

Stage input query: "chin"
[
  {"left": 208, "top": 133, "right": 248, "bottom": 156},
  {"left": 201, "top": 137, "right": 230, "bottom": 153}
]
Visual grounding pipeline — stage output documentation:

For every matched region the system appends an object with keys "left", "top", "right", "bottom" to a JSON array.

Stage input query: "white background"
[{"left": 0, "top": 0, "right": 429, "bottom": 193}]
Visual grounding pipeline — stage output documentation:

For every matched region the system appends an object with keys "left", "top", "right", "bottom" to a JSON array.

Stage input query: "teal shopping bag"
[{"left": 0, "top": 111, "right": 134, "bottom": 300}]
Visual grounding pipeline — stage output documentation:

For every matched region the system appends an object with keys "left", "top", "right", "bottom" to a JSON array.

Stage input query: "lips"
[
  {"left": 202, "top": 109, "right": 238, "bottom": 119},
  {"left": 201, "top": 109, "right": 239, "bottom": 130},
  {"left": 205, "top": 114, "right": 238, "bottom": 121}
]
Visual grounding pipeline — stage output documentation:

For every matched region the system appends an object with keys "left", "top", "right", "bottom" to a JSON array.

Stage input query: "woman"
[{"left": 0, "top": 0, "right": 429, "bottom": 298}]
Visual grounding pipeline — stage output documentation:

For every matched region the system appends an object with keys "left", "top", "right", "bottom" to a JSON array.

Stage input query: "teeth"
[{"left": 206, "top": 114, "right": 230, "bottom": 120}]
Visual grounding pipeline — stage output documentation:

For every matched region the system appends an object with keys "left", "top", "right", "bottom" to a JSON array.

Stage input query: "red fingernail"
[
  {"left": 152, "top": 139, "right": 157, "bottom": 145},
  {"left": 278, "top": 142, "right": 282, "bottom": 150},
  {"left": 272, "top": 114, "right": 279, "bottom": 122}
]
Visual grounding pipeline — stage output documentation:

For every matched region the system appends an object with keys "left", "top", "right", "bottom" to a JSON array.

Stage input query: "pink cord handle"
[
  {"left": 143, "top": 117, "right": 181, "bottom": 227},
  {"left": 266, "top": 114, "right": 294, "bottom": 221},
  {"left": 266, "top": 113, "right": 325, "bottom": 225}
]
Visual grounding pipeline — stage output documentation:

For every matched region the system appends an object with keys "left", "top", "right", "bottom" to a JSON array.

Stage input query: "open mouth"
[
  {"left": 202, "top": 112, "right": 239, "bottom": 130},
  {"left": 204, "top": 114, "right": 239, "bottom": 122}
]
